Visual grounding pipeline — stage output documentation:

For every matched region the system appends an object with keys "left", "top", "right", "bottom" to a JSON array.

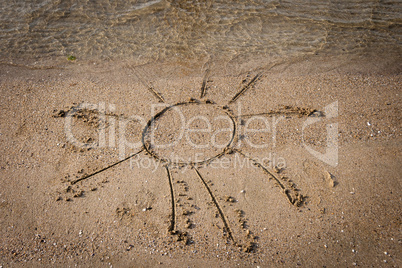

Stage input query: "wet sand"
[{"left": 0, "top": 56, "right": 400, "bottom": 267}]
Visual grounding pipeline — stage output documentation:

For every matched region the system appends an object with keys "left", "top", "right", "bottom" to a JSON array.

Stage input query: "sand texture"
[{"left": 0, "top": 58, "right": 401, "bottom": 267}]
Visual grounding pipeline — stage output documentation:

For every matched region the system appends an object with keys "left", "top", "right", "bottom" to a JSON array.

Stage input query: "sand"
[{"left": 0, "top": 56, "right": 400, "bottom": 267}]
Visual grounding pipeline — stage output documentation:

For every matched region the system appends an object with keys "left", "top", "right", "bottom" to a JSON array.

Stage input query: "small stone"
[
  {"left": 52, "top": 110, "right": 66, "bottom": 118},
  {"left": 73, "top": 190, "right": 84, "bottom": 198},
  {"left": 64, "top": 186, "right": 73, "bottom": 193},
  {"left": 224, "top": 196, "right": 236, "bottom": 203},
  {"left": 325, "top": 171, "right": 335, "bottom": 187},
  {"left": 182, "top": 210, "right": 191, "bottom": 215}
]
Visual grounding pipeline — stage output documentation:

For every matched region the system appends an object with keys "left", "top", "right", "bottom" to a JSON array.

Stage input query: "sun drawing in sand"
[{"left": 55, "top": 68, "right": 318, "bottom": 252}]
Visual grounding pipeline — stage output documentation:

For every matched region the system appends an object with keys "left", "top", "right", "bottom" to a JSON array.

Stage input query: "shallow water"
[{"left": 0, "top": 0, "right": 401, "bottom": 67}]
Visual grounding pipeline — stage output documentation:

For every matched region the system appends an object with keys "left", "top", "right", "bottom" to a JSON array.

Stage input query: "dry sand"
[{"left": 0, "top": 56, "right": 400, "bottom": 267}]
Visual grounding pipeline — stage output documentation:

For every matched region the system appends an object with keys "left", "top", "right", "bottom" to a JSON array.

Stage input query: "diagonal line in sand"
[
  {"left": 71, "top": 148, "right": 145, "bottom": 185},
  {"left": 228, "top": 73, "right": 262, "bottom": 104},
  {"left": 227, "top": 61, "right": 287, "bottom": 105},
  {"left": 200, "top": 68, "right": 211, "bottom": 98},
  {"left": 129, "top": 65, "right": 165, "bottom": 103},
  {"left": 193, "top": 167, "right": 236, "bottom": 244},
  {"left": 233, "top": 149, "right": 300, "bottom": 206}
]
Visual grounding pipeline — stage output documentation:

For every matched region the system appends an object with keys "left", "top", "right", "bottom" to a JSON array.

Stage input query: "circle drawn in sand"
[{"left": 142, "top": 101, "right": 237, "bottom": 167}]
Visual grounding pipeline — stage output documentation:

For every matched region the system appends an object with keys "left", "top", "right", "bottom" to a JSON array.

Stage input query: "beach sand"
[{"left": 0, "top": 55, "right": 400, "bottom": 267}]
